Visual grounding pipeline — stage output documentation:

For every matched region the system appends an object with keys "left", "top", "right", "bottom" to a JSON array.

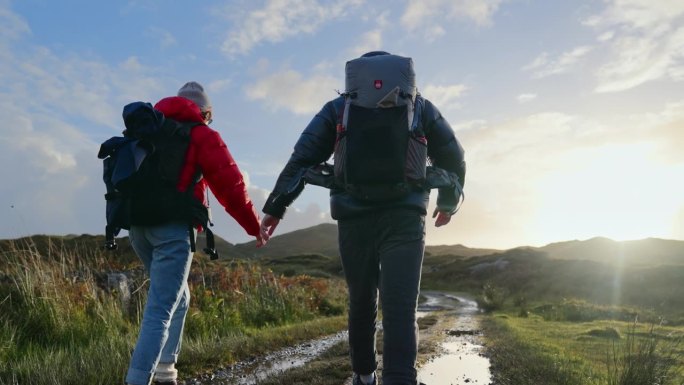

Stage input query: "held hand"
[
  {"left": 432, "top": 208, "right": 452, "bottom": 227},
  {"left": 260, "top": 214, "right": 281, "bottom": 241},
  {"left": 255, "top": 232, "right": 267, "bottom": 248}
]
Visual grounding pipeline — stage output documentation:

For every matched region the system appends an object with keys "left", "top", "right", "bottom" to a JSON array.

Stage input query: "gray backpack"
[{"left": 334, "top": 53, "right": 428, "bottom": 201}]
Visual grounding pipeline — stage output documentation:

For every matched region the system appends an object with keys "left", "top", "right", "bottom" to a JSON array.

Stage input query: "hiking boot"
[{"left": 352, "top": 373, "right": 377, "bottom": 385}]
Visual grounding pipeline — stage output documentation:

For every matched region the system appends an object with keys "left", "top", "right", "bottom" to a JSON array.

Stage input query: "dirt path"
[
  {"left": 184, "top": 331, "right": 349, "bottom": 384},
  {"left": 416, "top": 292, "right": 492, "bottom": 385},
  {"left": 185, "top": 291, "right": 491, "bottom": 385}
]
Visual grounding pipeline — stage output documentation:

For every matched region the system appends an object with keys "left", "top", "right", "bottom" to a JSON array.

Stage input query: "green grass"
[
  {"left": 0, "top": 237, "right": 349, "bottom": 385},
  {"left": 482, "top": 312, "right": 684, "bottom": 385},
  {"left": 258, "top": 253, "right": 344, "bottom": 278}
]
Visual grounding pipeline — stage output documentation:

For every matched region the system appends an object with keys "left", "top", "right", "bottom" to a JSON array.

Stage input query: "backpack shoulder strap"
[
  {"left": 159, "top": 118, "right": 202, "bottom": 138},
  {"left": 411, "top": 95, "right": 425, "bottom": 135}
]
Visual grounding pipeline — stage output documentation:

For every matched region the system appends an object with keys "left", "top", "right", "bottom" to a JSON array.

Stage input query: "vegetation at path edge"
[{"left": 0, "top": 236, "right": 347, "bottom": 385}]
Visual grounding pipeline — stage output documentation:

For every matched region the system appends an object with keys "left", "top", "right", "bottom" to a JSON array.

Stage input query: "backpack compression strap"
[
  {"left": 203, "top": 227, "right": 218, "bottom": 260},
  {"left": 187, "top": 226, "right": 217, "bottom": 259}
]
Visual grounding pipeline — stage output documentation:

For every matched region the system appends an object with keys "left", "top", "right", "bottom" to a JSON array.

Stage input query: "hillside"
[
  {"left": 421, "top": 247, "right": 684, "bottom": 320},
  {"left": 425, "top": 244, "right": 501, "bottom": 258},
  {"left": 0, "top": 233, "right": 139, "bottom": 266},
  {"left": 3, "top": 227, "right": 683, "bottom": 265},
  {"left": 233, "top": 223, "right": 341, "bottom": 258},
  {"left": 225, "top": 223, "right": 499, "bottom": 259},
  {"left": 2, "top": 228, "right": 684, "bottom": 319},
  {"left": 534, "top": 237, "right": 684, "bottom": 265}
]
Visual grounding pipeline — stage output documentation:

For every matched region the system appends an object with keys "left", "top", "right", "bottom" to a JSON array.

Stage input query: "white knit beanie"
[{"left": 177, "top": 81, "right": 211, "bottom": 111}]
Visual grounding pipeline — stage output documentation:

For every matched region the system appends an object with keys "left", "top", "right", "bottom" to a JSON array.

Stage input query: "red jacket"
[{"left": 154, "top": 96, "right": 260, "bottom": 237}]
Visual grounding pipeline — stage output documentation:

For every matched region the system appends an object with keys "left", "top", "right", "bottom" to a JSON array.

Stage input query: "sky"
[{"left": 1, "top": 0, "right": 683, "bottom": 249}]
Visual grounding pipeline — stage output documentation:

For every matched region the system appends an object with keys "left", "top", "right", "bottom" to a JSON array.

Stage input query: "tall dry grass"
[{"left": 0, "top": 236, "right": 347, "bottom": 385}]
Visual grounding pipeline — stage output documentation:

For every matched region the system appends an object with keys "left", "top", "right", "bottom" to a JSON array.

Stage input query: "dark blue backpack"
[{"left": 98, "top": 102, "right": 217, "bottom": 258}]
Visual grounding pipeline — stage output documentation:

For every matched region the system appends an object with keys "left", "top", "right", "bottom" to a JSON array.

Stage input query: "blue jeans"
[
  {"left": 338, "top": 208, "right": 426, "bottom": 385},
  {"left": 125, "top": 222, "right": 194, "bottom": 385}
]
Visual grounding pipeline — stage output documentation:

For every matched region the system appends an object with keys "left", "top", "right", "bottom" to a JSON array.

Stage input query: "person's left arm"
[
  {"left": 262, "top": 100, "right": 339, "bottom": 220},
  {"left": 423, "top": 98, "right": 466, "bottom": 225}
]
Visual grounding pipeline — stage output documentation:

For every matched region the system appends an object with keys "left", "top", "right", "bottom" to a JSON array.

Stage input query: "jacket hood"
[{"left": 154, "top": 96, "right": 205, "bottom": 123}]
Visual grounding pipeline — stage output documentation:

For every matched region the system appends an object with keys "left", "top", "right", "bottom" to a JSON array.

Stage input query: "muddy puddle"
[
  {"left": 187, "top": 331, "right": 348, "bottom": 385},
  {"left": 417, "top": 292, "right": 492, "bottom": 385}
]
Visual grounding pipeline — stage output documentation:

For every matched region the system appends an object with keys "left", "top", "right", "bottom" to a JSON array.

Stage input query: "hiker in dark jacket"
[
  {"left": 260, "top": 52, "right": 465, "bottom": 385},
  {"left": 125, "top": 82, "right": 266, "bottom": 385}
]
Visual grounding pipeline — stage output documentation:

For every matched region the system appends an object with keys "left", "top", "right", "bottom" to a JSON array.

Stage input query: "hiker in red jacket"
[{"left": 125, "top": 82, "right": 266, "bottom": 385}]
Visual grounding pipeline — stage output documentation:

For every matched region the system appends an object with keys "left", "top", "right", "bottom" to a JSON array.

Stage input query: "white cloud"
[
  {"left": 348, "top": 29, "right": 384, "bottom": 58},
  {"left": 146, "top": 27, "right": 176, "bottom": 49},
  {"left": 5, "top": 47, "right": 165, "bottom": 130},
  {"left": 0, "top": 3, "right": 30, "bottom": 41},
  {"left": 0, "top": 5, "right": 170, "bottom": 238},
  {"left": 245, "top": 68, "right": 340, "bottom": 115},
  {"left": 595, "top": 27, "right": 684, "bottom": 92},
  {"left": 421, "top": 84, "right": 467, "bottom": 110},
  {"left": 0, "top": 4, "right": 28, "bottom": 65},
  {"left": 0, "top": 101, "right": 79, "bottom": 174},
  {"left": 586, "top": 0, "right": 684, "bottom": 92},
  {"left": 517, "top": 93, "right": 537, "bottom": 103},
  {"left": 220, "top": 0, "right": 364, "bottom": 56},
  {"left": 0, "top": 105, "right": 100, "bottom": 237},
  {"left": 583, "top": 0, "right": 684, "bottom": 30},
  {"left": 424, "top": 25, "right": 446, "bottom": 42},
  {"left": 208, "top": 78, "right": 233, "bottom": 93},
  {"left": 597, "top": 31, "right": 615, "bottom": 42},
  {"left": 523, "top": 46, "right": 593, "bottom": 78},
  {"left": 401, "top": 0, "right": 503, "bottom": 38},
  {"left": 452, "top": 119, "right": 487, "bottom": 132}
]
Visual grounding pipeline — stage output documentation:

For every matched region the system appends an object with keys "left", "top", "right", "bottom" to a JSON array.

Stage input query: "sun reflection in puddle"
[
  {"left": 419, "top": 339, "right": 491, "bottom": 385},
  {"left": 417, "top": 292, "right": 492, "bottom": 385}
]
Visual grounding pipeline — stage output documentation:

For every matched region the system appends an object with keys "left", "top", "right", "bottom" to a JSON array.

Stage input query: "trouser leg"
[
  {"left": 378, "top": 210, "right": 426, "bottom": 385},
  {"left": 338, "top": 215, "right": 379, "bottom": 375},
  {"left": 126, "top": 223, "right": 193, "bottom": 385}
]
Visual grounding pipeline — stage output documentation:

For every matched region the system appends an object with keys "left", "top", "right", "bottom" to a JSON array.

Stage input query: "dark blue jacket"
[{"left": 262, "top": 95, "right": 466, "bottom": 220}]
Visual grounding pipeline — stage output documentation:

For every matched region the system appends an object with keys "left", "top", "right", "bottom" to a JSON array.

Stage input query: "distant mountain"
[
  {"left": 221, "top": 223, "right": 498, "bottom": 259},
  {"left": 421, "top": 245, "right": 684, "bottom": 319},
  {"left": 534, "top": 237, "right": 684, "bottom": 265},
  {"left": 2, "top": 227, "right": 682, "bottom": 267},
  {"left": 425, "top": 244, "right": 501, "bottom": 258},
  {"left": 232, "top": 223, "right": 341, "bottom": 258},
  {"left": 196, "top": 231, "right": 241, "bottom": 258}
]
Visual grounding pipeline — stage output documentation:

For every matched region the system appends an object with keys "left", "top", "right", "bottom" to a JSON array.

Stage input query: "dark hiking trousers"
[{"left": 338, "top": 208, "right": 426, "bottom": 385}]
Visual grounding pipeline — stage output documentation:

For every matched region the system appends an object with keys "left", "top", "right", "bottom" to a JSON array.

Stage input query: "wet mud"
[
  {"left": 184, "top": 331, "right": 347, "bottom": 385},
  {"left": 417, "top": 292, "right": 492, "bottom": 385}
]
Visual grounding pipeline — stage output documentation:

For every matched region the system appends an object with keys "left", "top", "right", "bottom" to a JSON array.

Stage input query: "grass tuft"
[{"left": 606, "top": 322, "right": 683, "bottom": 385}]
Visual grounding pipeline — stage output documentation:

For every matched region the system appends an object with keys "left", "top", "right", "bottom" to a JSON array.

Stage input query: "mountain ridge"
[{"left": 2, "top": 225, "right": 683, "bottom": 265}]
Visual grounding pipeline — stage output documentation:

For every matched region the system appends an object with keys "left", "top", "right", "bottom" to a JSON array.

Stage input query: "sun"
[{"left": 532, "top": 142, "right": 683, "bottom": 243}]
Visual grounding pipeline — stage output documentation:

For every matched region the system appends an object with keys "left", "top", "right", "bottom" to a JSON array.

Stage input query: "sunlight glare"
[{"left": 532, "top": 142, "right": 683, "bottom": 243}]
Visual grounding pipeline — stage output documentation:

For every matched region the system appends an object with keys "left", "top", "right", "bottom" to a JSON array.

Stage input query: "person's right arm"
[{"left": 193, "top": 126, "right": 262, "bottom": 239}]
